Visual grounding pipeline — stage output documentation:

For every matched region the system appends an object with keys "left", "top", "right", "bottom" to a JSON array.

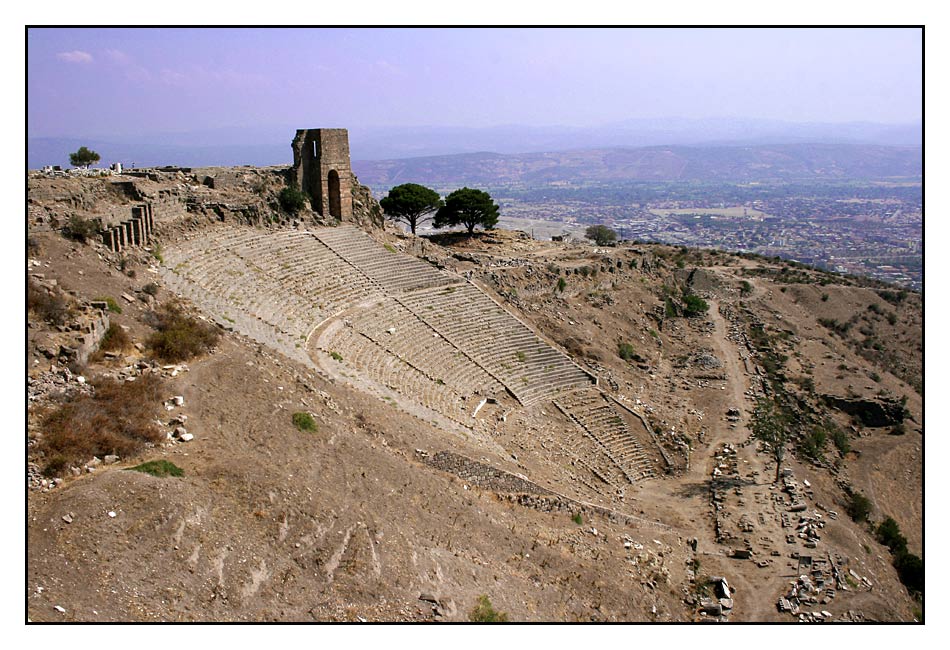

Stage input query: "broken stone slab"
[
  {"left": 720, "top": 598, "right": 734, "bottom": 610},
  {"left": 103, "top": 454, "right": 119, "bottom": 465},
  {"left": 120, "top": 293, "right": 137, "bottom": 303},
  {"left": 711, "top": 576, "right": 731, "bottom": 599},
  {"left": 700, "top": 599, "right": 722, "bottom": 616},
  {"left": 179, "top": 432, "right": 194, "bottom": 442}
]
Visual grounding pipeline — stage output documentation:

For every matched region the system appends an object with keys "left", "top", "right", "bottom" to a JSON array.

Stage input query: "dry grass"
[
  {"left": 40, "top": 374, "right": 166, "bottom": 476},
  {"left": 146, "top": 301, "right": 220, "bottom": 362},
  {"left": 100, "top": 323, "right": 131, "bottom": 352}
]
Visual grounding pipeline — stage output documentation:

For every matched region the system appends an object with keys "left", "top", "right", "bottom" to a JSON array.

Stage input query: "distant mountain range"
[
  {"left": 27, "top": 117, "right": 921, "bottom": 169},
  {"left": 352, "top": 143, "right": 922, "bottom": 188}
]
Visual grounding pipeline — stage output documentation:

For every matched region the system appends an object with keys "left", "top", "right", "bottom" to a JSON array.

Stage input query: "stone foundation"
[{"left": 103, "top": 202, "right": 154, "bottom": 253}]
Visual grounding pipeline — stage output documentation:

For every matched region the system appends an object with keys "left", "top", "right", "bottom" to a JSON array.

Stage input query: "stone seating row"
[
  {"left": 319, "top": 324, "right": 473, "bottom": 424},
  {"left": 163, "top": 227, "right": 386, "bottom": 337},
  {"left": 555, "top": 389, "right": 656, "bottom": 481},
  {"left": 314, "top": 226, "right": 454, "bottom": 293},
  {"left": 398, "top": 283, "right": 593, "bottom": 404},
  {"left": 348, "top": 298, "right": 504, "bottom": 399}
]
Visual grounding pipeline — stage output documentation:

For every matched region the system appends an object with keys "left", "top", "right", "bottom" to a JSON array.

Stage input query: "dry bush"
[
  {"left": 89, "top": 323, "right": 132, "bottom": 362},
  {"left": 62, "top": 215, "right": 102, "bottom": 243},
  {"left": 146, "top": 301, "right": 220, "bottom": 362},
  {"left": 40, "top": 375, "right": 166, "bottom": 476},
  {"left": 99, "top": 323, "right": 131, "bottom": 352}
]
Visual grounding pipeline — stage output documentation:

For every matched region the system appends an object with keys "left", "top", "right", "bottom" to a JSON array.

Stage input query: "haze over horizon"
[{"left": 28, "top": 27, "right": 922, "bottom": 166}]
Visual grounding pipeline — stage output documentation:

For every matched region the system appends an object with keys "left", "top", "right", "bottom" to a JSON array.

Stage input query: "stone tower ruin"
[{"left": 291, "top": 128, "right": 353, "bottom": 219}]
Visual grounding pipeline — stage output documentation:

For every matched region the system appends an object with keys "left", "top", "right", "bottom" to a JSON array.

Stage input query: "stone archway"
[{"left": 328, "top": 170, "right": 342, "bottom": 218}]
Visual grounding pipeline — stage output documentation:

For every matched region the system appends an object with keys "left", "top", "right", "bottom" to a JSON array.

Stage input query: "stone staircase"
[{"left": 554, "top": 388, "right": 657, "bottom": 484}]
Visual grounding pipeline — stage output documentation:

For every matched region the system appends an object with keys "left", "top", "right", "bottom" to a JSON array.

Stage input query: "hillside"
[
  {"left": 352, "top": 143, "right": 922, "bottom": 188},
  {"left": 26, "top": 169, "right": 923, "bottom": 622}
]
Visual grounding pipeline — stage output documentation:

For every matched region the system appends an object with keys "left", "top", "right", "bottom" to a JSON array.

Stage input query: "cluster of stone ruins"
[{"left": 102, "top": 203, "right": 155, "bottom": 253}]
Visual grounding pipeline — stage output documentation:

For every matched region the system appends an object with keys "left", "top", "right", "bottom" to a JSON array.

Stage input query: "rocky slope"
[{"left": 26, "top": 169, "right": 923, "bottom": 622}]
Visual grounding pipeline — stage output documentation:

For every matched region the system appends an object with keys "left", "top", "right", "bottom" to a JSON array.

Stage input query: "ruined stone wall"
[
  {"left": 291, "top": 128, "right": 354, "bottom": 219},
  {"left": 102, "top": 203, "right": 154, "bottom": 253},
  {"left": 153, "top": 195, "right": 190, "bottom": 223}
]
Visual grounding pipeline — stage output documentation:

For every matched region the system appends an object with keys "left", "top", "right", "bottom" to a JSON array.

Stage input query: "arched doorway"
[{"left": 327, "top": 170, "right": 341, "bottom": 218}]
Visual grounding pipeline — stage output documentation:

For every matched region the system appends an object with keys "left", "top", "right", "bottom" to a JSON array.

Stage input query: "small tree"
[
  {"left": 682, "top": 293, "right": 709, "bottom": 317},
  {"left": 752, "top": 398, "right": 790, "bottom": 483},
  {"left": 69, "top": 146, "right": 100, "bottom": 168},
  {"left": 585, "top": 224, "right": 617, "bottom": 246},
  {"left": 278, "top": 187, "right": 308, "bottom": 214},
  {"left": 380, "top": 183, "right": 443, "bottom": 234},
  {"left": 433, "top": 187, "right": 499, "bottom": 235}
]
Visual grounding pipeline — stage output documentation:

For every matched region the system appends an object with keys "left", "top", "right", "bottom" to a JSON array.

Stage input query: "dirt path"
[{"left": 683, "top": 299, "right": 788, "bottom": 620}]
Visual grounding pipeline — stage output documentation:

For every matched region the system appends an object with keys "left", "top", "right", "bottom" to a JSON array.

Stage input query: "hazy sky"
[{"left": 28, "top": 27, "right": 922, "bottom": 138}]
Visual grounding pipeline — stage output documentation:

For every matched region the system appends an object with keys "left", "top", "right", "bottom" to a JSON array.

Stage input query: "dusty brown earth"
[{"left": 25, "top": 172, "right": 924, "bottom": 623}]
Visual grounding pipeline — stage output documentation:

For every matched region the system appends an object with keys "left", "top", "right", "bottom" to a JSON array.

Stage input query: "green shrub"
[
  {"left": 665, "top": 297, "right": 678, "bottom": 318},
  {"left": 329, "top": 351, "right": 343, "bottom": 362},
  {"left": 571, "top": 512, "right": 583, "bottom": 525},
  {"left": 279, "top": 187, "right": 309, "bottom": 213},
  {"left": 847, "top": 491, "right": 872, "bottom": 523},
  {"left": 151, "top": 243, "right": 164, "bottom": 264},
  {"left": 893, "top": 551, "right": 924, "bottom": 595},
  {"left": 128, "top": 460, "right": 184, "bottom": 478},
  {"left": 146, "top": 302, "right": 220, "bottom": 362},
  {"left": 874, "top": 517, "right": 923, "bottom": 596},
  {"left": 95, "top": 297, "right": 123, "bottom": 314},
  {"left": 876, "top": 517, "right": 908, "bottom": 555},
  {"left": 556, "top": 276, "right": 567, "bottom": 293},
  {"left": 799, "top": 427, "right": 826, "bottom": 461},
  {"left": 821, "top": 293, "right": 829, "bottom": 302},
  {"left": 63, "top": 215, "right": 101, "bottom": 243},
  {"left": 515, "top": 351, "right": 526, "bottom": 362},
  {"left": 469, "top": 595, "right": 508, "bottom": 622},
  {"left": 740, "top": 280, "right": 753, "bottom": 295},
  {"left": 292, "top": 412, "right": 318, "bottom": 432},
  {"left": 830, "top": 426, "right": 851, "bottom": 455},
  {"left": 618, "top": 342, "right": 635, "bottom": 361},
  {"left": 682, "top": 293, "right": 709, "bottom": 317}
]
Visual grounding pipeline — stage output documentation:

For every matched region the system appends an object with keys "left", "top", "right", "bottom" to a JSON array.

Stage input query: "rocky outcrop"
[
  {"left": 350, "top": 182, "right": 384, "bottom": 230},
  {"left": 822, "top": 394, "right": 907, "bottom": 427}
]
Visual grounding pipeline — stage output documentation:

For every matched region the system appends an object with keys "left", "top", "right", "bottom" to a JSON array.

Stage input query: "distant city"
[{"left": 374, "top": 179, "right": 923, "bottom": 291}]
